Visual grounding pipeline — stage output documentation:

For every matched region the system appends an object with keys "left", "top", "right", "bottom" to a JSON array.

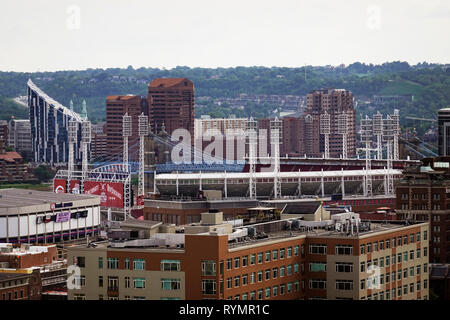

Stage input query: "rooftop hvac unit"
[
  {"left": 247, "top": 227, "right": 256, "bottom": 237},
  {"left": 291, "top": 219, "right": 300, "bottom": 229}
]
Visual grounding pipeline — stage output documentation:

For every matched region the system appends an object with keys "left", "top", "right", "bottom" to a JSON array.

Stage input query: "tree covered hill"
[{"left": 0, "top": 62, "right": 448, "bottom": 123}]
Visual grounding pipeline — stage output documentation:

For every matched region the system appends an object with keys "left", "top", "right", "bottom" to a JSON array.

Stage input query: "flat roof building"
[
  {"left": 67, "top": 213, "right": 429, "bottom": 300},
  {"left": 0, "top": 189, "right": 101, "bottom": 244}
]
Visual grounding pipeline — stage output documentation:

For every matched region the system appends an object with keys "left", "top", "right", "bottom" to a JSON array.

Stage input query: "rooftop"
[
  {"left": 149, "top": 78, "right": 192, "bottom": 88},
  {"left": 0, "top": 188, "right": 100, "bottom": 215}
]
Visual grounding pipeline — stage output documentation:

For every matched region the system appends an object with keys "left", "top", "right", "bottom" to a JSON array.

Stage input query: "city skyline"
[{"left": 1, "top": 0, "right": 449, "bottom": 72}]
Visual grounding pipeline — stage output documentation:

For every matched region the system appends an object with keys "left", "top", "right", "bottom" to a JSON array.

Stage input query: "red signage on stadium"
[
  {"left": 53, "top": 179, "right": 67, "bottom": 194},
  {"left": 69, "top": 180, "right": 81, "bottom": 194},
  {"left": 84, "top": 181, "right": 124, "bottom": 208}
]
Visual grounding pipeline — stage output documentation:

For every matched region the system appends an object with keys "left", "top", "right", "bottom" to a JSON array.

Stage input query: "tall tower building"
[
  {"left": 105, "top": 95, "right": 148, "bottom": 160},
  {"left": 148, "top": 78, "right": 195, "bottom": 139},
  {"left": 306, "top": 89, "right": 356, "bottom": 158},
  {"left": 438, "top": 108, "right": 450, "bottom": 156}
]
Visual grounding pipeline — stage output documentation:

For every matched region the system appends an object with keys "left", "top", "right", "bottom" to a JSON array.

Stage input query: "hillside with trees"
[{"left": 0, "top": 62, "right": 448, "bottom": 128}]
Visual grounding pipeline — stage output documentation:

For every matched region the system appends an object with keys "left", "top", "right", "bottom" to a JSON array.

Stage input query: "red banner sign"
[
  {"left": 84, "top": 181, "right": 124, "bottom": 208},
  {"left": 53, "top": 179, "right": 67, "bottom": 194},
  {"left": 69, "top": 180, "right": 81, "bottom": 194}
]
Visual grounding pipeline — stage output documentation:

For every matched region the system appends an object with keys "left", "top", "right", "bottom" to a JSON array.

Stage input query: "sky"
[{"left": 0, "top": 0, "right": 449, "bottom": 72}]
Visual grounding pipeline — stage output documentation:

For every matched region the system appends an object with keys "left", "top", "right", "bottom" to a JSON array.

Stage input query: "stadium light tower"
[
  {"left": 373, "top": 111, "right": 383, "bottom": 160},
  {"left": 270, "top": 117, "right": 282, "bottom": 199},
  {"left": 383, "top": 114, "right": 395, "bottom": 195},
  {"left": 122, "top": 113, "right": 132, "bottom": 167},
  {"left": 246, "top": 117, "right": 258, "bottom": 199},
  {"left": 360, "top": 115, "right": 373, "bottom": 197},
  {"left": 320, "top": 112, "right": 331, "bottom": 158},
  {"left": 81, "top": 118, "right": 91, "bottom": 185},
  {"left": 138, "top": 113, "right": 149, "bottom": 205},
  {"left": 392, "top": 109, "right": 400, "bottom": 160},
  {"left": 337, "top": 112, "right": 348, "bottom": 159}
]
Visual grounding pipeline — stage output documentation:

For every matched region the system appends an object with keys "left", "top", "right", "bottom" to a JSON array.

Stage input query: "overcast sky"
[{"left": 1, "top": 0, "right": 449, "bottom": 72}]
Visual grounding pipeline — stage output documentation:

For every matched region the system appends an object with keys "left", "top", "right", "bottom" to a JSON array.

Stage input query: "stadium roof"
[
  {"left": 27, "top": 79, "right": 82, "bottom": 122},
  {"left": 156, "top": 169, "right": 402, "bottom": 180}
]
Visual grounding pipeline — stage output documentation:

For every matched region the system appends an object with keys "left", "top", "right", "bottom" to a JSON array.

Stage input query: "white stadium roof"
[{"left": 156, "top": 169, "right": 402, "bottom": 180}]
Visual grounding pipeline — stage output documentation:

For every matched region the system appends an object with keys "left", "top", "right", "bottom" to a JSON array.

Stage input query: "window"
[
  {"left": 272, "top": 250, "right": 278, "bottom": 261},
  {"left": 107, "top": 258, "right": 118, "bottom": 269},
  {"left": 416, "top": 265, "right": 421, "bottom": 275},
  {"left": 226, "top": 278, "right": 232, "bottom": 289},
  {"left": 385, "top": 239, "right": 390, "bottom": 249},
  {"left": 234, "top": 276, "right": 240, "bottom": 287},
  {"left": 397, "top": 237, "right": 402, "bottom": 246},
  {"left": 250, "top": 291, "right": 256, "bottom": 300},
  {"left": 360, "top": 279, "right": 365, "bottom": 290},
  {"left": 265, "top": 269, "right": 270, "bottom": 281},
  {"left": 250, "top": 272, "right": 255, "bottom": 284},
  {"left": 133, "top": 278, "right": 146, "bottom": 289},
  {"left": 75, "top": 275, "right": 86, "bottom": 287},
  {"left": 265, "top": 251, "right": 271, "bottom": 262},
  {"left": 294, "top": 245, "right": 299, "bottom": 256},
  {"left": 242, "top": 274, "right": 248, "bottom": 286},
  {"left": 367, "top": 243, "right": 372, "bottom": 253},
  {"left": 416, "top": 249, "right": 421, "bottom": 259},
  {"left": 133, "top": 259, "right": 145, "bottom": 270},
  {"left": 416, "top": 282, "right": 421, "bottom": 291},
  {"left": 379, "top": 257, "right": 384, "bottom": 268},
  {"left": 424, "top": 231, "right": 428, "bottom": 241},
  {"left": 310, "top": 244, "right": 327, "bottom": 254},
  {"left": 220, "top": 261, "right": 224, "bottom": 275},
  {"left": 287, "top": 247, "right": 292, "bottom": 257},
  {"left": 373, "top": 242, "right": 378, "bottom": 252},
  {"left": 75, "top": 257, "right": 85, "bottom": 268},
  {"left": 403, "top": 252, "right": 408, "bottom": 262},
  {"left": 336, "top": 280, "right": 353, "bottom": 291},
  {"left": 380, "top": 241, "right": 384, "bottom": 250},
  {"left": 309, "top": 280, "right": 326, "bottom": 289},
  {"left": 257, "top": 289, "right": 263, "bottom": 300},
  {"left": 124, "top": 258, "right": 130, "bottom": 270},
  {"left": 336, "top": 262, "right": 353, "bottom": 273},
  {"left": 250, "top": 254, "right": 256, "bottom": 265},
  {"left": 265, "top": 287, "right": 271, "bottom": 298},
  {"left": 287, "top": 265, "right": 293, "bottom": 276},
  {"left": 386, "top": 273, "right": 390, "bottom": 283},
  {"left": 386, "top": 255, "right": 390, "bottom": 266},
  {"left": 242, "top": 293, "right": 248, "bottom": 300},
  {"left": 234, "top": 257, "right": 240, "bottom": 269},
  {"left": 258, "top": 271, "right": 263, "bottom": 282},
  {"left": 403, "top": 285, "right": 408, "bottom": 295},
  {"left": 310, "top": 262, "right": 327, "bottom": 272},
  {"left": 273, "top": 286, "right": 278, "bottom": 297},
  {"left": 280, "top": 284, "right": 285, "bottom": 295},
  {"left": 336, "top": 245, "right": 353, "bottom": 255},
  {"left": 280, "top": 248, "right": 285, "bottom": 259},
  {"left": 360, "top": 262, "right": 365, "bottom": 272},
  {"left": 98, "top": 257, "right": 103, "bottom": 269},
  {"left": 424, "top": 247, "right": 428, "bottom": 257},
  {"left": 227, "top": 258, "right": 232, "bottom": 270},
  {"left": 162, "top": 260, "right": 181, "bottom": 272},
  {"left": 403, "top": 236, "right": 408, "bottom": 245},
  {"left": 397, "top": 253, "right": 402, "bottom": 263},
  {"left": 417, "top": 232, "right": 421, "bottom": 242},
  {"left": 392, "top": 254, "right": 396, "bottom": 265},
  {"left": 125, "top": 276, "right": 130, "bottom": 288},
  {"left": 360, "top": 244, "right": 365, "bottom": 254},
  {"left": 107, "top": 276, "right": 118, "bottom": 291},
  {"left": 73, "top": 294, "right": 85, "bottom": 300},
  {"left": 257, "top": 253, "right": 263, "bottom": 264},
  {"left": 280, "top": 266, "right": 285, "bottom": 277},
  {"left": 98, "top": 276, "right": 103, "bottom": 288},
  {"left": 294, "top": 263, "right": 299, "bottom": 274},
  {"left": 273, "top": 268, "right": 278, "bottom": 279},
  {"left": 287, "top": 283, "right": 293, "bottom": 293},
  {"left": 161, "top": 279, "right": 181, "bottom": 290},
  {"left": 403, "top": 268, "right": 408, "bottom": 279},
  {"left": 242, "top": 255, "right": 248, "bottom": 267},
  {"left": 424, "top": 264, "right": 428, "bottom": 273},
  {"left": 424, "top": 280, "right": 428, "bottom": 289}
]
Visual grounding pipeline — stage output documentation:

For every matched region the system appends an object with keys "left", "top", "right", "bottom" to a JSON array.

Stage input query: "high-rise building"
[
  {"left": 8, "top": 119, "right": 32, "bottom": 160},
  {"left": 105, "top": 95, "right": 148, "bottom": 160},
  {"left": 438, "top": 108, "right": 450, "bottom": 156},
  {"left": 396, "top": 156, "right": 450, "bottom": 264},
  {"left": 306, "top": 89, "right": 356, "bottom": 158},
  {"left": 67, "top": 213, "right": 429, "bottom": 300},
  {"left": 148, "top": 78, "right": 194, "bottom": 139},
  {"left": 27, "top": 80, "right": 83, "bottom": 164}
]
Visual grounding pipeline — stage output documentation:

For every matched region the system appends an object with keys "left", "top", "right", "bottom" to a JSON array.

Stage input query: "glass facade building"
[{"left": 27, "top": 79, "right": 83, "bottom": 164}]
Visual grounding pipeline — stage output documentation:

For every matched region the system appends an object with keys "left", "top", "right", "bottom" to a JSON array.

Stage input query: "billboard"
[
  {"left": 69, "top": 180, "right": 81, "bottom": 194},
  {"left": 56, "top": 212, "right": 71, "bottom": 223},
  {"left": 54, "top": 179, "right": 67, "bottom": 194},
  {"left": 84, "top": 181, "right": 124, "bottom": 208}
]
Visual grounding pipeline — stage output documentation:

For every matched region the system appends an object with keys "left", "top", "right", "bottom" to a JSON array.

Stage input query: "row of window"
[
  {"left": 225, "top": 282, "right": 301, "bottom": 300},
  {"left": 0, "top": 290, "right": 26, "bottom": 300},
  {"left": 225, "top": 246, "right": 302, "bottom": 271},
  {"left": 360, "top": 250, "right": 428, "bottom": 271},
  {"left": 73, "top": 294, "right": 180, "bottom": 301},
  {"left": 360, "top": 232, "right": 427, "bottom": 254},
  {"left": 400, "top": 193, "right": 441, "bottom": 200},
  {"left": 309, "top": 280, "right": 353, "bottom": 290},
  {"left": 74, "top": 275, "right": 181, "bottom": 291},
  {"left": 400, "top": 204, "right": 442, "bottom": 210},
  {"left": 93, "top": 257, "right": 181, "bottom": 272},
  {"left": 225, "top": 264, "right": 301, "bottom": 289},
  {"left": 362, "top": 281, "right": 428, "bottom": 300},
  {"left": 361, "top": 270, "right": 428, "bottom": 289}
]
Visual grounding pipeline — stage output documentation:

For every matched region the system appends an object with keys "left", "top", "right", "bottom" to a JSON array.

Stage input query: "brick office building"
[
  {"left": 396, "top": 156, "right": 450, "bottom": 264},
  {"left": 105, "top": 95, "right": 149, "bottom": 160},
  {"left": 0, "top": 269, "right": 41, "bottom": 300},
  {"left": 306, "top": 89, "right": 356, "bottom": 158},
  {"left": 67, "top": 212, "right": 429, "bottom": 300},
  {"left": 148, "top": 78, "right": 195, "bottom": 139}
]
